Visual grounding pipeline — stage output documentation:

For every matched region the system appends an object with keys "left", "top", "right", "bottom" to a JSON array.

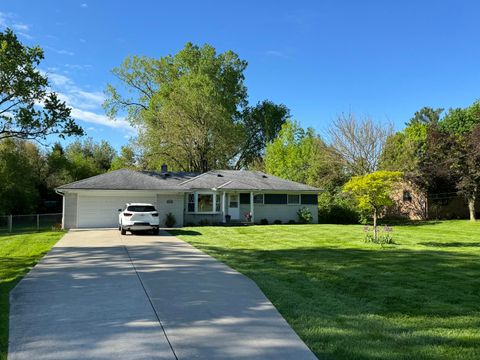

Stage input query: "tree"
[
  {"left": 264, "top": 120, "right": 345, "bottom": 189},
  {"left": 104, "top": 43, "right": 247, "bottom": 172},
  {"left": 454, "top": 125, "right": 480, "bottom": 221},
  {"left": 110, "top": 145, "right": 138, "bottom": 170},
  {"left": 65, "top": 138, "right": 116, "bottom": 180},
  {"left": 0, "top": 139, "right": 38, "bottom": 214},
  {"left": 441, "top": 101, "right": 480, "bottom": 135},
  {"left": 0, "top": 29, "right": 83, "bottom": 141},
  {"left": 343, "top": 171, "right": 403, "bottom": 241},
  {"left": 234, "top": 100, "right": 290, "bottom": 169},
  {"left": 328, "top": 112, "right": 393, "bottom": 176},
  {"left": 407, "top": 107, "right": 443, "bottom": 126}
]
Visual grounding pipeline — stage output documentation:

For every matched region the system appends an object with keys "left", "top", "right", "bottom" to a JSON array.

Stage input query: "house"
[
  {"left": 56, "top": 168, "right": 320, "bottom": 228},
  {"left": 387, "top": 181, "right": 480, "bottom": 220}
]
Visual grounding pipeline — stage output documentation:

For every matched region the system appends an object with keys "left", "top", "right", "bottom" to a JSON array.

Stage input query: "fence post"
[
  {"left": 37, "top": 214, "right": 40, "bottom": 230},
  {"left": 8, "top": 215, "right": 12, "bottom": 233}
]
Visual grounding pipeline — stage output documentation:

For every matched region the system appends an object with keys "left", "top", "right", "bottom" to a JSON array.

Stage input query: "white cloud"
[
  {"left": 0, "top": 12, "right": 33, "bottom": 38},
  {"left": 80, "top": 3, "right": 88, "bottom": 8},
  {"left": 56, "top": 49, "right": 75, "bottom": 56},
  {"left": 70, "top": 108, "right": 132, "bottom": 130},
  {"left": 44, "top": 69, "right": 135, "bottom": 132},
  {"left": 12, "top": 23, "right": 29, "bottom": 31}
]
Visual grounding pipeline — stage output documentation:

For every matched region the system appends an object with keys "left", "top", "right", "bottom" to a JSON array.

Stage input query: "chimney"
[{"left": 161, "top": 164, "right": 168, "bottom": 172}]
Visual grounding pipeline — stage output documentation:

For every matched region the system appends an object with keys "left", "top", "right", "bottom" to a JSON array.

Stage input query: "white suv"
[{"left": 118, "top": 203, "right": 160, "bottom": 235}]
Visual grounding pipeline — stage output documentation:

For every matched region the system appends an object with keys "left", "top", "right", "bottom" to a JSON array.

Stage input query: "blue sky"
[{"left": 1, "top": 0, "right": 479, "bottom": 150}]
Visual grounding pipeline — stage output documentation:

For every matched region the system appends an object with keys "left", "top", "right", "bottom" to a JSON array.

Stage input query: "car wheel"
[{"left": 121, "top": 227, "right": 126, "bottom": 235}]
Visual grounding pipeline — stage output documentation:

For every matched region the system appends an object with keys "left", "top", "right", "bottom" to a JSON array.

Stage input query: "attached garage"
[{"left": 76, "top": 193, "right": 157, "bottom": 228}]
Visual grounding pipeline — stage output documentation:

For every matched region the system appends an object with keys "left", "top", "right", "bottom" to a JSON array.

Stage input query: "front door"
[{"left": 228, "top": 194, "right": 240, "bottom": 220}]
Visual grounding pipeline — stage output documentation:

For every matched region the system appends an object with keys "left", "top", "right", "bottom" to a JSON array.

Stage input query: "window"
[
  {"left": 287, "top": 194, "right": 300, "bottom": 205},
  {"left": 187, "top": 193, "right": 195, "bottom": 212},
  {"left": 187, "top": 192, "right": 222, "bottom": 213},
  {"left": 403, "top": 191, "right": 413, "bottom": 202},
  {"left": 198, "top": 194, "right": 214, "bottom": 212},
  {"left": 127, "top": 205, "right": 156, "bottom": 212},
  {"left": 253, "top": 194, "right": 264, "bottom": 204}
]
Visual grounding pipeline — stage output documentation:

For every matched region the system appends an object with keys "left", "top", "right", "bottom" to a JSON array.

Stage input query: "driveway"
[{"left": 9, "top": 230, "right": 317, "bottom": 360}]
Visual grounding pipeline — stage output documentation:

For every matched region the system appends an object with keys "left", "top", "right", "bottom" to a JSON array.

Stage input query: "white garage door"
[{"left": 77, "top": 194, "right": 157, "bottom": 228}]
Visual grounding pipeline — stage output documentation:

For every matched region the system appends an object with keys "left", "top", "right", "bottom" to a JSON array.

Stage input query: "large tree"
[
  {"left": 264, "top": 120, "right": 345, "bottom": 189},
  {"left": 0, "top": 29, "right": 83, "bottom": 141},
  {"left": 328, "top": 112, "right": 393, "bottom": 176},
  {"left": 104, "top": 43, "right": 248, "bottom": 172},
  {"left": 234, "top": 100, "right": 290, "bottom": 169}
]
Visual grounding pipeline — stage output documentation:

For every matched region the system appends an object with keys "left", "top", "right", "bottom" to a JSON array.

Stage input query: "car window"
[{"left": 126, "top": 205, "right": 156, "bottom": 212}]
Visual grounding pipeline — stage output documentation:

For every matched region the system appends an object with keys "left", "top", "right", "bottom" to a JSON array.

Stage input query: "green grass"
[
  {"left": 0, "top": 231, "right": 64, "bottom": 360},
  {"left": 171, "top": 221, "right": 480, "bottom": 360}
]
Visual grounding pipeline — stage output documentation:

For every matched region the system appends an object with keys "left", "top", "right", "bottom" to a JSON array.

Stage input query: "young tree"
[
  {"left": 343, "top": 171, "right": 403, "bottom": 241},
  {"left": 104, "top": 43, "right": 247, "bottom": 172},
  {"left": 328, "top": 112, "right": 393, "bottom": 176},
  {"left": 0, "top": 29, "right": 83, "bottom": 141}
]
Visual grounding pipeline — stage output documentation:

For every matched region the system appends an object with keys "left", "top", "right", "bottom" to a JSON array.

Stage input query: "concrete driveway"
[{"left": 9, "top": 230, "right": 317, "bottom": 360}]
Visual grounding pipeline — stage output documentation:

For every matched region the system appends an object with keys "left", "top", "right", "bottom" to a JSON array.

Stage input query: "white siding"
[
  {"left": 63, "top": 193, "right": 77, "bottom": 229},
  {"left": 76, "top": 191, "right": 157, "bottom": 228},
  {"left": 156, "top": 193, "right": 184, "bottom": 227}
]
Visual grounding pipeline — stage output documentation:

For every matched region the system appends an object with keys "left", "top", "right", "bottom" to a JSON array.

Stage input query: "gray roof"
[
  {"left": 180, "top": 170, "right": 319, "bottom": 191},
  {"left": 57, "top": 169, "right": 320, "bottom": 192},
  {"left": 56, "top": 169, "right": 198, "bottom": 190}
]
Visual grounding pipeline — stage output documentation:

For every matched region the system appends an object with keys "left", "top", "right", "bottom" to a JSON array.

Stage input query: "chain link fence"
[{"left": 0, "top": 213, "right": 62, "bottom": 233}]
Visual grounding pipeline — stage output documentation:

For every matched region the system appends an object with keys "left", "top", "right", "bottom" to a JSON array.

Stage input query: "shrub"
[
  {"left": 260, "top": 218, "right": 269, "bottom": 225},
  {"left": 199, "top": 219, "right": 210, "bottom": 226},
  {"left": 185, "top": 222, "right": 195, "bottom": 227},
  {"left": 363, "top": 225, "right": 395, "bottom": 246},
  {"left": 288, "top": 219, "right": 296, "bottom": 224},
  {"left": 273, "top": 219, "right": 282, "bottom": 225},
  {"left": 318, "top": 192, "right": 360, "bottom": 224},
  {"left": 164, "top": 212, "right": 176, "bottom": 228},
  {"left": 297, "top": 207, "right": 313, "bottom": 224}
]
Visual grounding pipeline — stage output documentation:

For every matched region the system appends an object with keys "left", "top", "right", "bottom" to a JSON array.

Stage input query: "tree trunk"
[
  {"left": 373, "top": 208, "right": 378, "bottom": 242},
  {"left": 468, "top": 194, "right": 476, "bottom": 222}
]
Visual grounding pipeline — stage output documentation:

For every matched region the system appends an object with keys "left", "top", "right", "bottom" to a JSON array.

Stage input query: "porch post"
[
  {"left": 250, "top": 192, "right": 254, "bottom": 223},
  {"left": 222, "top": 191, "right": 227, "bottom": 222}
]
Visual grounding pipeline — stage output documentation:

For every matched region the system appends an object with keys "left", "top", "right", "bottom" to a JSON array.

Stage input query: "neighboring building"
[
  {"left": 56, "top": 168, "right": 320, "bottom": 228},
  {"left": 388, "top": 181, "right": 479, "bottom": 220}
]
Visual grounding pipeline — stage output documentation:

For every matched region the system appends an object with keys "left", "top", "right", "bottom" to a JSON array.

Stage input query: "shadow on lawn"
[
  {"left": 180, "top": 241, "right": 480, "bottom": 359},
  {"left": 419, "top": 241, "right": 480, "bottom": 248}
]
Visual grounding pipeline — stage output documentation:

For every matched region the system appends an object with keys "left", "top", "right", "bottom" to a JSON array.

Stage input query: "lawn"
[
  {"left": 0, "top": 231, "right": 64, "bottom": 360},
  {"left": 171, "top": 221, "right": 480, "bottom": 360}
]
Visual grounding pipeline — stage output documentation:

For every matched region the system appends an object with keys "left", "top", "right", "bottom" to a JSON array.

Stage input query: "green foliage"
[
  {"left": 110, "top": 145, "right": 137, "bottom": 170},
  {"left": 343, "top": 171, "right": 403, "bottom": 214},
  {"left": 105, "top": 43, "right": 248, "bottom": 172},
  {"left": 0, "top": 139, "right": 38, "bottom": 214},
  {"left": 65, "top": 138, "right": 116, "bottom": 180},
  {"left": 235, "top": 100, "right": 290, "bottom": 169},
  {"left": 318, "top": 192, "right": 360, "bottom": 224},
  {"left": 440, "top": 102, "right": 480, "bottom": 135},
  {"left": 273, "top": 219, "right": 282, "bottom": 225},
  {"left": 265, "top": 120, "right": 344, "bottom": 189},
  {"left": 0, "top": 29, "right": 83, "bottom": 141},
  {"left": 164, "top": 212, "right": 176, "bottom": 228},
  {"left": 406, "top": 107, "right": 443, "bottom": 126},
  {"left": 363, "top": 225, "right": 394, "bottom": 245},
  {"left": 260, "top": 218, "right": 269, "bottom": 225},
  {"left": 297, "top": 206, "right": 313, "bottom": 224}
]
